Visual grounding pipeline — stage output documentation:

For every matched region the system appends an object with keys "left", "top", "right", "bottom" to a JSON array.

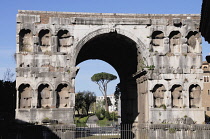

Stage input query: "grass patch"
[
  {"left": 75, "top": 115, "right": 89, "bottom": 127},
  {"left": 97, "top": 118, "right": 111, "bottom": 126}
]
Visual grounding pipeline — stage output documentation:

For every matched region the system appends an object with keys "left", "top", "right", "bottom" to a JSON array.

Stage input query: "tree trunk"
[
  {"left": 104, "top": 95, "right": 109, "bottom": 113},
  {"left": 77, "top": 109, "right": 80, "bottom": 115},
  {"left": 86, "top": 106, "right": 89, "bottom": 116}
]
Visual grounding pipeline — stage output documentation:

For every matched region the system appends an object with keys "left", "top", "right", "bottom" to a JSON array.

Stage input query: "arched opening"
[
  {"left": 37, "top": 84, "right": 52, "bottom": 108},
  {"left": 169, "top": 31, "right": 181, "bottom": 53},
  {"left": 18, "top": 84, "right": 32, "bottom": 109},
  {"left": 75, "top": 60, "right": 120, "bottom": 117},
  {"left": 38, "top": 29, "right": 51, "bottom": 52},
  {"left": 189, "top": 84, "right": 201, "bottom": 108},
  {"left": 75, "top": 60, "right": 119, "bottom": 96},
  {"left": 151, "top": 31, "right": 164, "bottom": 46},
  {"left": 75, "top": 32, "right": 139, "bottom": 124},
  {"left": 56, "top": 83, "right": 72, "bottom": 108},
  {"left": 57, "top": 30, "right": 73, "bottom": 52},
  {"left": 171, "top": 84, "right": 183, "bottom": 108},
  {"left": 151, "top": 31, "right": 164, "bottom": 53},
  {"left": 186, "top": 31, "right": 200, "bottom": 53},
  {"left": 19, "top": 29, "right": 33, "bottom": 52},
  {"left": 152, "top": 84, "right": 166, "bottom": 108}
]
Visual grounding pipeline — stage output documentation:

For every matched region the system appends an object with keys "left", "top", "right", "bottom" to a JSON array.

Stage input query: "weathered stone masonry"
[{"left": 16, "top": 10, "right": 204, "bottom": 125}]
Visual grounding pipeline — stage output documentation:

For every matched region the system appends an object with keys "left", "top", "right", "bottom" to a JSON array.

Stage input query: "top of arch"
[
  {"left": 18, "top": 10, "right": 200, "bottom": 17},
  {"left": 17, "top": 10, "right": 200, "bottom": 25}
]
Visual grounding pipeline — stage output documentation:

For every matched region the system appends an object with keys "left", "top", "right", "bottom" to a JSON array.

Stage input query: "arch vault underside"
[{"left": 15, "top": 10, "right": 204, "bottom": 126}]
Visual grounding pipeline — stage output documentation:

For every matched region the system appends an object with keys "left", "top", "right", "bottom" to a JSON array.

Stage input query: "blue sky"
[{"left": 0, "top": 0, "right": 209, "bottom": 96}]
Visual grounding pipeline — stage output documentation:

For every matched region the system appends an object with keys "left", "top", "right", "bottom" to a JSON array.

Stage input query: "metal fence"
[{"left": 3, "top": 123, "right": 210, "bottom": 139}]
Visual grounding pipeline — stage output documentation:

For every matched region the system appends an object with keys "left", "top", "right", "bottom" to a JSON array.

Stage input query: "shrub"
[
  {"left": 95, "top": 108, "right": 105, "bottom": 120},
  {"left": 75, "top": 115, "right": 89, "bottom": 127},
  {"left": 105, "top": 111, "right": 111, "bottom": 120},
  {"left": 110, "top": 112, "right": 118, "bottom": 121}
]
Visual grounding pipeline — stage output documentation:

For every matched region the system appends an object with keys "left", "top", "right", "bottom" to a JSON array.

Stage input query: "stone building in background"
[
  {"left": 96, "top": 94, "right": 116, "bottom": 112},
  {"left": 15, "top": 10, "right": 204, "bottom": 127},
  {"left": 202, "top": 61, "right": 210, "bottom": 119}
]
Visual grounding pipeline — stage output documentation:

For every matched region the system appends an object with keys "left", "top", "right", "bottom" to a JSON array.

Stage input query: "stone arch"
[
  {"left": 189, "top": 84, "right": 201, "bottom": 108},
  {"left": 74, "top": 28, "right": 148, "bottom": 124},
  {"left": 186, "top": 31, "right": 200, "bottom": 53},
  {"left": 38, "top": 29, "right": 51, "bottom": 52},
  {"left": 73, "top": 28, "right": 148, "bottom": 67},
  {"left": 36, "top": 26, "right": 54, "bottom": 36},
  {"left": 37, "top": 83, "right": 52, "bottom": 108},
  {"left": 170, "top": 84, "right": 183, "bottom": 108},
  {"left": 19, "top": 29, "right": 33, "bottom": 52},
  {"left": 36, "top": 81, "right": 54, "bottom": 91},
  {"left": 149, "top": 80, "right": 169, "bottom": 92},
  {"left": 18, "top": 84, "right": 32, "bottom": 109},
  {"left": 57, "top": 29, "right": 73, "bottom": 52},
  {"left": 55, "top": 81, "right": 71, "bottom": 90},
  {"left": 55, "top": 83, "right": 72, "bottom": 108},
  {"left": 169, "top": 31, "right": 181, "bottom": 53},
  {"left": 152, "top": 84, "right": 166, "bottom": 108}
]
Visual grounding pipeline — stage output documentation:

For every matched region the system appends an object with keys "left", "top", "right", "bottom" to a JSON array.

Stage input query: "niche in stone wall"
[
  {"left": 37, "top": 84, "right": 52, "bottom": 108},
  {"left": 151, "top": 31, "right": 164, "bottom": 53},
  {"left": 57, "top": 30, "right": 73, "bottom": 52},
  {"left": 19, "top": 29, "right": 33, "bottom": 52},
  {"left": 18, "top": 84, "right": 32, "bottom": 109},
  {"left": 38, "top": 29, "right": 51, "bottom": 52},
  {"left": 186, "top": 31, "right": 200, "bottom": 53},
  {"left": 169, "top": 31, "right": 181, "bottom": 53},
  {"left": 152, "top": 31, "right": 164, "bottom": 46},
  {"left": 189, "top": 84, "right": 201, "bottom": 108},
  {"left": 56, "top": 84, "right": 71, "bottom": 108},
  {"left": 171, "top": 85, "right": 183, "bottom": 108},
  {"left": 152, "top": 84, "right": 166, "bottom": 108}
]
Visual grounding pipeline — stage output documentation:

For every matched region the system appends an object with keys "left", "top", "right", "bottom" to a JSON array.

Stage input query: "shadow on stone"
[{"left": 0, "top": 119, "right": 61, "bottom": 139}]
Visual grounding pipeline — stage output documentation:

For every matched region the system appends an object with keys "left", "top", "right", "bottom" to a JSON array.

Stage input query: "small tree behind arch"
[{"left": 91, "top": 72, "right": 117, "bottom": 112}]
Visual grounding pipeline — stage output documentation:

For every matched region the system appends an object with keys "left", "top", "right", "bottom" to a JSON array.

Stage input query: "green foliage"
[
  {"left": 96, "top": 109, "right": 117, "bottom": 121},
  {"left": 97, "top": 118, "right": 111, "bottom": 126},
  {"left": 169, "top": 128, "right": 176, "bottom": 134},
  {"left": 145, "top": 65, "right": 155, "bottom": 70},
  {"left": 75, "top": 91, "right": 96, "bottom": 115},
  {"left": 75, "top": 116, "right": 89, "bottom": 127},
  {"left": 102, "top": 97, "right": 112, "bottom": 106},
  {"left": 114, "top": 84, "right": 120, "bottom": 111},
  {"left": 91, "top": 72, "right": 117, "bottom": 83},
  {"left": 83, "top": 91, "right": 96, "bottom": 115},
  {"left": 42, "top": 117, "right": 50, "bottom": 123},
  {"left": 110, "top": 112, "right": 118, "bottom": 121},
  {"left": 95, "top": 108, "right": 105, "bottom": 120},
  {"left": 75, "top": 92, "right": 85, "bottom": 115},
  {"left": 105, "top": 111, "right": 111, "bottom": 119},
  {"left": 160, "top": 104, "right": 166, "bottom": 110},
  {"left": 79, "top": 116, "right": 89, "bottom": 123}
]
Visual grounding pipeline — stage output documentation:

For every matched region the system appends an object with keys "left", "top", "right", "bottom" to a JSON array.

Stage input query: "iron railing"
[{"left": 3, "top": 123, "right": 210, "bottom": 139}]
